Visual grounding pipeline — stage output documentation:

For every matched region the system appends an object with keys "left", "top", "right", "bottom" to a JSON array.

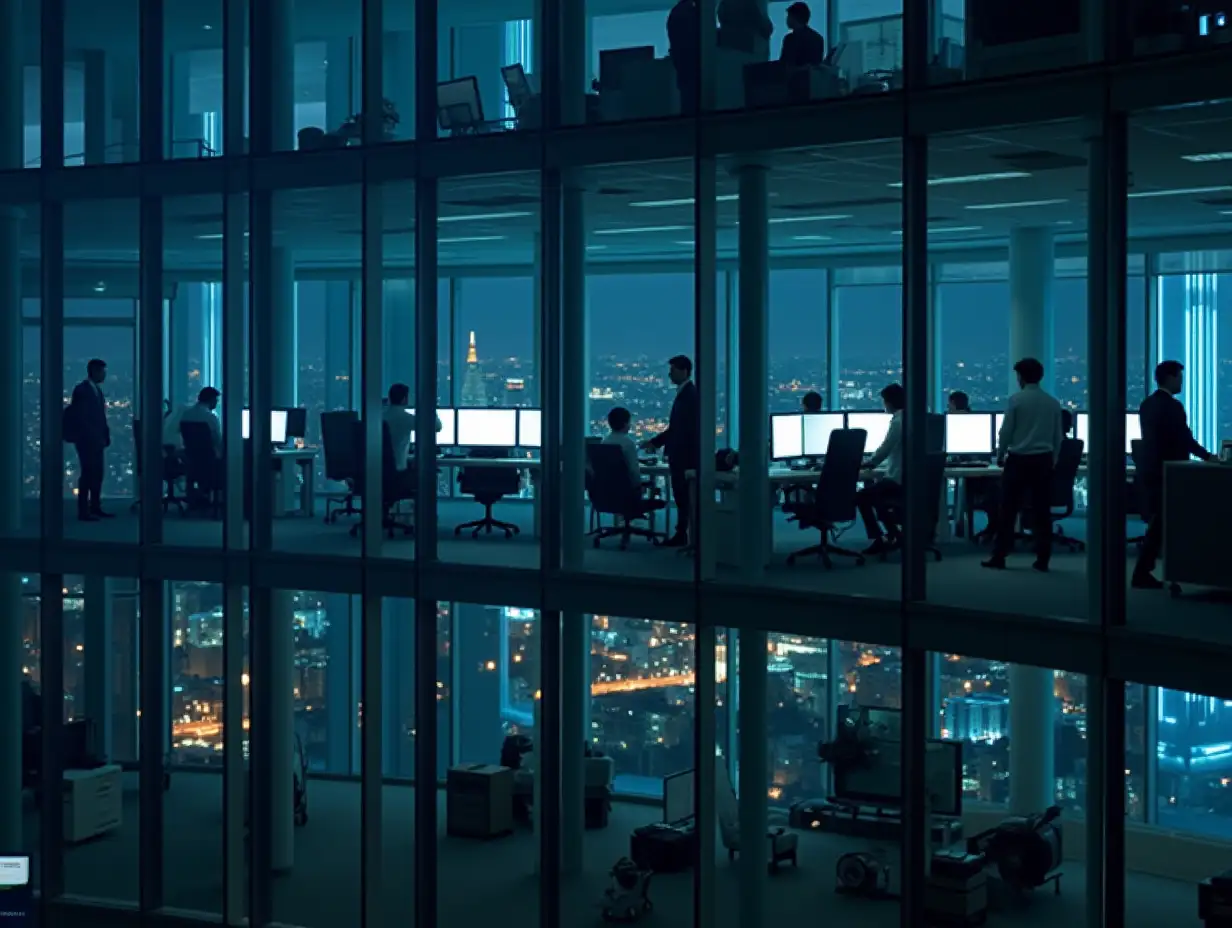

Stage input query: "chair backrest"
[
  {"left": 814, "top": 428, "right": 867, "bottom": 523},
  {"left": 459, "top": 448, "right": 521, "bottom": 498},
  {"left": 1050, "top": 438, "right": 1084, "bottom": 512},
  {"left": 180, "top": 421, "right": 217, "bottom": 483},
  {"left": 321, "top": 410, "right": 361, "bottom": 481},
  {"left": 585, "top": 443, "right": 640, "bottom": 516}
]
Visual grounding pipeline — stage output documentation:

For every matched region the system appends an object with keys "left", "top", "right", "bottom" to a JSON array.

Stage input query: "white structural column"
[
  {"left": 1006, "top": 228, "right": 1057, "bottom": 816},
  {"left": 0, "top": 0, "right": 22, "bottom": 856},
  {"left": 736, "top": 165, "right": 770, "bottom": 579},
  {"left": 269, "top": 246, "right": 297, "bottom": 872},
  {"left": 82, "top": 51, "right": 138, "bottom": 162},
  {"left": 1008, "top": 665, "right": 1056, "bottom": 814},
  {"left": 737, "top": 629, "right": 768, "bottom": 927},
  {"left": 560, "top": 612, "right": 588, "bottom": 875},
  {"left": 1007, "top": 228, "right": 1055, "bottom": 389},
  {"left": 561, "top": 185, "right": 588, "bottom": 566}
]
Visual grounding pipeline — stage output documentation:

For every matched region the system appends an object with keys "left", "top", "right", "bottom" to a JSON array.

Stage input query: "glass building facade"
[{"left": 3, "top": 1, "right": 1232, "bottom": 927}]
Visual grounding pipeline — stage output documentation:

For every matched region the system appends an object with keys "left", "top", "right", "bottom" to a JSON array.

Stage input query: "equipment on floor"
[
  {"left": 835, "top": 850, "right": 895, "bottom": 900},
  {"left": 966, "top": 805, "right": 1062, "bottom": 896},
  {"left": 600, "top": 856, "right": 654, "bottom": 922},
  {"left": 630, "top": 822, "right": 696, "bottom": 873},
  {"left": 926, "top": 848, "right": 989, "bottom": 926}
]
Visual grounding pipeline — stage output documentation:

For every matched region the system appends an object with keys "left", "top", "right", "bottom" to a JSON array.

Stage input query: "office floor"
[
  {"left": 19, "top": 772, "right": 1198, "bottom": 928},
  {"left": 16, "top": 498, "right": 1232, "bottom": 645}
]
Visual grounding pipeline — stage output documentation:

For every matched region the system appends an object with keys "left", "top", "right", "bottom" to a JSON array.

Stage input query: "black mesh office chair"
[
  {"left": 133, "top": 418, "right": 187, "bottom": 514},
  {"left": 180, "top": 420, "right": 224, "bottom": 518},
  {"left": 875, "top": 453, "right": 946, "bottom": 563},
  {"left": 785, "top": 428, "right": 868, "bottom": 568},
  {"left": 585, "top": 443, "right": 666, "bottom": 549},
  {"left": 455, "top": 448, "right": 522, "bottom": 539},
  {"left": 321, "top": 410, "right": 362, "bottom": 523},
  {"left": 348, "top": 420, "right": 414, "bottom": 538},
  {"left": 1020, "top": 437, "right": 1085, "bottom": 552}
]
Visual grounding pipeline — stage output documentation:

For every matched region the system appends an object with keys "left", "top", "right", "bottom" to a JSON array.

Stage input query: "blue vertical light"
[
  {"left": 202, "top": 111, "right": 220, "bottom": 156},
  {"left": 503, "top": 20, "right": 534, "bottom": 120}
]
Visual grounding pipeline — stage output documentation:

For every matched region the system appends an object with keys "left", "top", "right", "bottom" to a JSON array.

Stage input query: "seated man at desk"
[
  {"left": 382, "top": 383, "right": 442, "bottom": 474},
  {"left": 602, "top": 407, "right": 642, "bottom": 488},
  {"left": 1133, "top": 359, "right": 1216, "bottom": 590},
  {"left": 948, "top": 391, "right": 970, "bottom": 414},
  {"left": 855, "top": 383, "right": 905, "bottom": 555},
  {"left": 169, "top": 387, "right": 223, "bottom": 456},
  {"left": 801, "top": 390, "right": 823, "bottom": 413},
  {"left": 779, "top": 2, "right": 826, "bottom": 68}
]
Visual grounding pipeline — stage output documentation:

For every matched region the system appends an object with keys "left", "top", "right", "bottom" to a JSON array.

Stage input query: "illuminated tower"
[{"left": 461, "top": 330, "right": 488, "bottom": 407}]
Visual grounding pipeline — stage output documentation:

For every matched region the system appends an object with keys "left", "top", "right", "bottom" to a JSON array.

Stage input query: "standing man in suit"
[
  {"left": 1133, "top": 360, "right": 1215, "bottom": 589},
  {"left": 667, "top": 0, "right": 701, "bottom": 115},
  {"left": 68, "top": 358, "right": 113, "bottom": 521},
  {"left": 642, "top": 355, "right": 699, "bottom": 547}
]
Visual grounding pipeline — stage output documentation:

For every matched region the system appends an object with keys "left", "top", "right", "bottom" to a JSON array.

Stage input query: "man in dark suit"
[
  {"left": 643, "top": 354, "right": 699, "bottom": 547},
  {"left": 1133, "top": 359, "right": 1214, "bottom": 589},
  {"left": 68, "top": 358, "right": 113, "bottom": 521},
  {"left": 667, "top": 0, "right": 700, "bottom": 115}
]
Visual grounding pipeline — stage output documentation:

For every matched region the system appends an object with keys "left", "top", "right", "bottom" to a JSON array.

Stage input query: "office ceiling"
[{"left": 25, "top": 99, "right": 1232, "bottom": 271}]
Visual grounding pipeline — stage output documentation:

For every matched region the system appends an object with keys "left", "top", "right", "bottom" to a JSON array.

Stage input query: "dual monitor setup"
[
  {"left": 240, "top": 407, "right": 308, "bottom": 445},
  {"left": 408, "top": 408, "right": 542, "bottom": 450},
  {"left": 770, "top": 410, "right": 1144, "bottom": 461}
]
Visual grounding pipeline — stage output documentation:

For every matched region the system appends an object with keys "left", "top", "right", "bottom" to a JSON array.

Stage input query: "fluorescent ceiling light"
[
  {"left": 438, "top": 235, "right": 504, "bottom": 244},
  {"left": 1182, "top": 152, "right": 1232, "bottom": 163},
  {"left": 594, "top": 225, "right": 690, "bottom": 235},
  {"left": 586, "top": 245, "right": 608, "bottom": 251},
  {"left": 1128, "top": 185, "right": 1232, "bottom": 199},
  {"left": 768, "top": 214, "right": 852, "bottom": 224},
  {"left": 631, "top": 194, "right": 740, "bottom": 207},
  {"left": 674, "top": 241, "right": 695, "bottom": 246},
  {"left": 966, "top": 198, "right": 1068, "bottom": 210},
  {"left": 195, "top": 231, "right": 249, "bottom": 240},
  {"left": 892, "top": 226, "right": 983, "bottom": 235},
  {"left": 888, "top": 171, "right": 1029, "bottom": 188},
  {"left": 792, "top": 235, "right": 832, "bottom": 242},
  {"left": 438, "top": 211, "right": 532, "bottom": 223}
]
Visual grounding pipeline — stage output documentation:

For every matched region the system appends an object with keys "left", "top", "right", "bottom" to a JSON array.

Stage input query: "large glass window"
[
  {"left": 834, "top": 276, "right": 903, "bottom": 409},
  {"left": 1156, "top": 688, "right": 1232, "bottom": 838},
  {"left": 937, "top": 276, "right": 1010, "bottom": 409},
  {"left": 768, "top": 268, "right": 828, "bottom": 412},
  {"left": 455, "top": 277, "right": 536, "bottom": 408}
]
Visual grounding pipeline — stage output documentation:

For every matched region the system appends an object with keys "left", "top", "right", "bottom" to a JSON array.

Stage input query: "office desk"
[
  {"left": 1163, "top": 461, "right": 1232, "bottom": 590},
  {"left": 272, "top": 448, "right": 317, "bottom": 517}
]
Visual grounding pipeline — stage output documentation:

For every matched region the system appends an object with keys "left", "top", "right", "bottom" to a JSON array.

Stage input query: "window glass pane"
[
  {"left": 769, "top": 269, "right": 827, "bottom": 411},
  {"left": 456, "top": 277, "right": 536, "bottom": 407},
  {"left": 938, "top": 280, "right": 1010, "bottom": 409},
  {"left": 835, "top": 283, "right": 902, "bottom": 408}
]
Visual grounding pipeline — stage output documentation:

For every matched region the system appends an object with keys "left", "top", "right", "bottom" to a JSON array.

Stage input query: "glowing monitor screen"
[
  {"left": 456, "top": 408, "right": 518, "bottom": 448},
  {"left": 1125, "top": 412, "right": 1142, "bottom": 454},
  {"left": 408, "top": 409, "right": 456, "bottom": 446},
  {"left": 771, "top": 413, "right": 804, "bottom": 460},
  {"left": 945, "top": 413, "right": 994, "bottom": 455},
  {"left": 518, "top": 409, "right": 542, "bottom": 448},
  {"left": 1075, "top": 413, "right": 1089, "bottom": 451},
  {"left": 802, "top": 413, "right": 845, "bottom": 456},
  {"left": 847, "top": 412, "right": 891, "bottom": 451},
  {"left": 240, "top": 409, "right": 287, "bottom": 443}
]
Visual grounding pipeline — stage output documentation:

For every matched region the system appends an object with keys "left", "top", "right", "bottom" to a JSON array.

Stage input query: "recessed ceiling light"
[
  {"left": 438, "top": 235, "right": 504, "bottom": 244},
  {"left": 1128, "top": 185, "right": 1232, "bottom": 199},
  {"left": 768, "top": 214, "right": 852, "bottom": 224},
  {"left": 888, "top": 172, "right": 1030, "bottom": 188},
  {"left": 1182, "top": 152, "right": 1232, "bottom": 163},
  {"left": 93, "top": 281, "right": 106, "bottom": 293},
  {"left": 586, "top": 245, "right": 608, "bottom": 251},
  {"left": 892, "top": 226, "right": 983, "bottom": 235},
  {"left": 631, "top": 195, "right": 740, "bottom": 207},
  {"left": 195, "top": 231, "right": 249, "bottom": 240},
  {"left": 966, "top": 198, "right": 1068, "bottom": 210},
  {"left": 792, "top": 235, "right": 832, "bottom": 242},
  {"left": 594, "top": 225, "right": 690, "bottom": 235},
  {"left": 438, "top": 211, "right": 532, "bottom": 223}
]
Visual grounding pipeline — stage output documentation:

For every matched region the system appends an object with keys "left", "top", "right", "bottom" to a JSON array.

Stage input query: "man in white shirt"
[
  {"left": 855, "top": 383, "right": 905, "bottom": 555},
  {"left": 602, "top": 406, "right": 642, "bottom": 488},
  {"left": 381, "top": 382, "right": 443, "bottom": 473},
  {"left": 178, "top": 387, "right": 224, "bottom": 457},
  {"left": 983, "top": 357, "right": 1064, "bottom": 572}
]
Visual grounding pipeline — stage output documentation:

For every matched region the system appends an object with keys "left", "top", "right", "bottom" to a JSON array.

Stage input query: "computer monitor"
[
  {"left": 802, "top": 413, "right": 845, "bottom": 456},
  {"left": 1125, "top": 412, "right": 1142, "bottom": 454},
  {"left": 1075, "top": 412, "right": 1090, "bottom": 451},
  {"left": 407, "top": 409, "right": 457, "bottom": 447},
  {"left": 847, "top": 412, "right": 891, "bottom": 450},
  {"left": 833, "top": 734, "right": 962, "bottom": 816},
  {"left": 663, "top": 769, "right": 694, "bottom": 826},
  {"left": 456, "top": 408, "right": 518, "bottom": 448},
  {"left": 945, "top": 413, "right": 994, "bottom": 455},
  {"left": 436, "top": 77, "right": 485, "bottom": 133},
  {"left": 518, "top": 409, "right": 542, "bottom": 448},
  {"left": 770, "top": 413, "right": 804, "bottom": 460},
  {"left": 281, "top": 407, "right": 308, "bottom": 440},
  {"left": 240, "top": 409, "right": 288, "bottom": 443}
]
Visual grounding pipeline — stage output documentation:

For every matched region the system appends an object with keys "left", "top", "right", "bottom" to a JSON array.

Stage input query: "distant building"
[
  {"left": 946, "top": 693, "right": 1010, "bottom": 743},
  {"left": 461, "top": 330, "right": 488, "bottom": 407}
]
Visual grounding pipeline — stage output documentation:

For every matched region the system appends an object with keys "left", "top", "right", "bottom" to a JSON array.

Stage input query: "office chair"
[
  {"left": 455, "top": 448, "right": 522, "bottom": 539},
  {"left": 133, "top": 418, "right": 187, "bottom": 515},
  {"left": 180, "top": 421, "right": 224, "bottom": 519},
  {"left": 1019, "top": 437, "right": 1085, "bottom": 553},
  {"left": 1127, "top": 439, "right": 1148, "bottom": 547},
  {"left": 348, "top": 420, "right": 415, "bottom": 539},
  {"left": 585, "top": 443, "right": 666, "bottom": 550},
  {"left": 321, "top": 410, "right": 362, "bottom": 523},
  {"left": 874, "top": 453, "right": 946, "bottom": 563},
  {"left": 785, "top": 428, "right": 868, "bottom": 568}
]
